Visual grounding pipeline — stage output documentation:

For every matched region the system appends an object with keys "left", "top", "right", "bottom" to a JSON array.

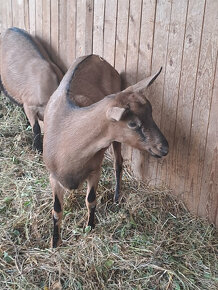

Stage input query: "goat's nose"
[{"left": 160, "top": 142, "right": 169, "bottom": 156}]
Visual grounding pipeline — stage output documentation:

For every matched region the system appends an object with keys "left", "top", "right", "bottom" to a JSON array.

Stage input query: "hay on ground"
[{"left": 0, "top": 94, "right": 217, "bottom": 290}]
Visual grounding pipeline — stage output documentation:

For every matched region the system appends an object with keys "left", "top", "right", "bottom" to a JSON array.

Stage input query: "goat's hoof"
[
  {"left": 87, "top": 224, "right": 95, "bottom": 230},
  {"left": 33, "top": 138, "right": 43, "bottom": 153},
  {"left": 34, "top": 144, "right": 43, "bottom": 154},
  {"left": 51, "top": 237, "right": 62, "bottom": 248}
]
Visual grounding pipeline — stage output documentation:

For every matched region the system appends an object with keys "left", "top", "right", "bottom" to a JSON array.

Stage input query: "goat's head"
[{"left": 106, "top": 68, "right": 169, "bottom": 158}]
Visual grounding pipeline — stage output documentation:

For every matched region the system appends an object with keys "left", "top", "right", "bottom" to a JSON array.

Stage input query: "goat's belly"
[
  {"left": 0, "top": 78, "right": 23, "bottom": 106},
  {"left": 55, "top": 171, "right": 87, "bottom": 191}
]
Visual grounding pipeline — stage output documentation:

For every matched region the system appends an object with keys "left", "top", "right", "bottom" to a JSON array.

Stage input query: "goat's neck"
[{"left": 68, "top": 97, "right": 113, "bottom": 155}]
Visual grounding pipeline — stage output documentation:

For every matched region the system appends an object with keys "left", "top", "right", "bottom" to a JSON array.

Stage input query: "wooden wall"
[{"left": 0, "top": 0, "right": 217, "bottom": 226}]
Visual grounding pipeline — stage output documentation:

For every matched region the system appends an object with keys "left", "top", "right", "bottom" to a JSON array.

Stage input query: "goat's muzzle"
[{"left": 149, "top": 139, "right": 169, "bottom": 158}]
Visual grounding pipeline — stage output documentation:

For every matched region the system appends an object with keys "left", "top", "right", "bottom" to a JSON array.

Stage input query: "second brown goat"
[{"left": 0, "top": 27, "right": 63, "bottom": 152}]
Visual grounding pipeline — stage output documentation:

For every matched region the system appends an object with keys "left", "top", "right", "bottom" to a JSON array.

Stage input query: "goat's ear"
[
  {"left": 123, "top": 67, "right": 162, "bottom": 93},
  {"left": 106, "top": 107, "right": 126, "bottom": 121}
]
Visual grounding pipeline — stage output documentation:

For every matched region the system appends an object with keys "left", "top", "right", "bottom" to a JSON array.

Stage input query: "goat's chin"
[{"left": 148, "top": 148, "right": 162, "bottom": 158}]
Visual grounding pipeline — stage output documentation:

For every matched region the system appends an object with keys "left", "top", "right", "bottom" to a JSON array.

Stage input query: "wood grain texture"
[
  {"left": 103, "top": 0, "right": 117, "bottom": 65},
  {"left": 137, "top": 0, "right": 156, "bottom": 80},
  {"left": 143, "top": 0, "right": 172, "bottom": 185},
  {"left": 185, "top": 0, "right": 218, "bottom": 215},
  {"left": 114, "top": 0, "right": 130, "bottom": 161},
  {"left": 50, "top": 0, "right": 59, "bottom": 65},
  {"left": 114, "top": 0, "right": 129, "bottom": 74},
  {"left": 59, "top": 0, "right": 68, "bottom": 70},
  {"left": 198, "top": 54, "right": 218, "bottom": 224},
  {"left": 123, "top": 0, "right": 143, "bottom": 161},
  {"left": 12, "top": 0, "right": 25, "bottom": 29},
  {"left": 29, "top": 0, "right": 36, "bottom": 35},
  {"left": 156, "top": 0, "right": 188, "bottom": 186},
  {"left": 66, "top": 0, "right": 76, "bottom": 66},
  {"left": 0, "top": 0, "right": 7, "bottom": 31},
  {"left": 125, "top": 0, "right": 142, "bottom": 85},
  {"left": 76, "top": 0, "right": 93, "bottom": 58},
  {"left": 93, "top": 0, "right": 105, "bottom": 56},
  {"left": 24, "top": 0, "right": 29, "bottom": 32},
  {"left": 42, "top": 0, "right": 51, "bottom": 52},
  {"left": 172, "top": 0, "right": 206, "bottom": 199},
  {"left": 7, "top": 0, "right": 13, "bottom": 27},
  {"left": 85, "top": 0, "right": 93, "bottom": 55},
  {"left": 35, "top": 0, "right": 43, "bottom": 38},
  {"left": 76, "top": 0, "right": 86, "bottom": 57},
  {"left": 131, "top": 0, "right": 156, "bottom": 180}
]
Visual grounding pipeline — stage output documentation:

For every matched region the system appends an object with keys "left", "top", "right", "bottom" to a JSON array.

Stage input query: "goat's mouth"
[{"left": 148, "top": 148, "right": 162, "bottom": 158}]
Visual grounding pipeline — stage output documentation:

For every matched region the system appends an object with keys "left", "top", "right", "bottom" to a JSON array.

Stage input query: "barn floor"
[{"left": 0, "top": 94, "right": 217, "bottom": 290}]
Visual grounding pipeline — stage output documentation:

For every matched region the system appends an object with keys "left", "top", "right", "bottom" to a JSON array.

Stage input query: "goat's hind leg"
[
  {"left": 86, "top": 168, "right": 101, "bottom": 229},
  {"left": 23, "top": 104, "right": 43, "bottom": 153},
  {"left": 112, "top": 141, "right": 123, "bottom": 202},
  {"left": 50, "top": 175, "right": 65, "bottom": 248}
]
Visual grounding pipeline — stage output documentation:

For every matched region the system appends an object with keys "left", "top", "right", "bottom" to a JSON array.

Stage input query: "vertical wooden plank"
[
  {"left": 12, "top": 0, "right": 25, "bottom": 29},
  {"left": 42, "top": 0, "right": 51, "bottom": 52},
  {"left": 125, "top": 0, "right": 142, "bottom": 85},
  {"left": 0, "top": 1, "right": 2, "bottom": 33},
  {"left": 59, "top": 0, "right": 68, "bottom": 70},
  {"left": 8, "top": 0, "right": 13, "bottom": 27},
  {"left": 0, "top": 0, "right": 6, "bottom": 32},
  {"left": 66, "top": 0, "right": 76, "bottom": 66},
  {"left": 114, "top": 0, "right": 129, "bottom": 74},
  {"left": 85, "top": 0, "right": 93, "bottom": 55},
  {"left": 76, "top": 0, "right": 94, "bottom": 58},
  {"left": 142, "top": 0, "right": 172, "bottom": 184},
  {"left": 50, "top": 0, "right": 59, "bottom": 64},
  {"left": 103, "top": 0, "right": 117, "bottom": 65},
  {"left": 137, "top": 0, "right": 156, "bottom": 80},
  {"left": 35, "top": 0, "right": 43, "bottom": 38},
  {"left": 172, "top": 0, "right": 205, "bottom": 197},
  {"left": 24, "top": 0, "right": 30, "bottom": 31},
  {"left": 29, "top": 0, "right": 36, "bottom": 35},
  {"left": 0, "top": 0, "right": 13, "bottom": 33},
  {"left": 185, "top": 0, "right": 218, "bottom": 215},
  {"left": 123, "top": 0, "right": 142, "bottom": 161},
  {"left": 6, "top": 0, "right": 13, "bottom": 28},
  {"left": 156, "top": 0, "right": 188, "bottom": 185},
  {"left": 113, "top": 0, "right": 130, "bottom": 162},
  {"left": 93, "top": 0, "right": 105, "bottom": 56},
  {"left": 198, "top": 54, "right": 218, "bottom": 224},
  {"left": 76, "top": 0, "right": 86, "bottom": 57},
  {"left": 131, "top": 0, "right": 156, "bottom": 179}
]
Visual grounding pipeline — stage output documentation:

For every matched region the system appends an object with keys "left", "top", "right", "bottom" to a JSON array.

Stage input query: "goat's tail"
[{"left": 0, "top": 75, "right": 22, "bottom": 107}]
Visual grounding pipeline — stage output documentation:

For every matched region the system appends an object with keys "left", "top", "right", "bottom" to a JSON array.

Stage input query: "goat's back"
[
  {"left": 67, "top": 55, "right": 121, "bottom": 107},
  {"left": 0, "top": 27, "right": 62, "bottom": 106}
]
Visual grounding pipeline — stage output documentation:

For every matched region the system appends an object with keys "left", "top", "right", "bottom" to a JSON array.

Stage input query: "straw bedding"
[{"left": 0, "top": 95, "right": 217, "bottom": 289}]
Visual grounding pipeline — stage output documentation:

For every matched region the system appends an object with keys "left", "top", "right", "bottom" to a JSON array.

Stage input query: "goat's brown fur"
[
  {"left": 0, "top": 27, "right": 63, "bottom": 152},
  {"left": 43, "top": 55, "right": 168, "bottom": 247}
]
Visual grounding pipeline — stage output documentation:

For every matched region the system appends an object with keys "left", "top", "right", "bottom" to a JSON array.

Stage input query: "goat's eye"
[{"left": 128, "top": 121, "right": 138, "bottom": 129}]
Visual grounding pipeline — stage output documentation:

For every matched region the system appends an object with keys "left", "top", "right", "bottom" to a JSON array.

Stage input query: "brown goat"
[
  {"left": 43, "top": 55, "right": 168, "bottom": 247},
  {"left": 0, "top": 27, "right": 63, "bottom": 152}
]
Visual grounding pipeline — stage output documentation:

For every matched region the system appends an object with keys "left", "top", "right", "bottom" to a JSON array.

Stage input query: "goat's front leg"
[
  {"left": 86, "top": 169, "right": 101, "bottom": 229},
  {"left": 50, "top": 175, "right": 65, "bottom": 248},
  {"left": 112, "top": 141, "right": 123, "bottom": 202}
]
